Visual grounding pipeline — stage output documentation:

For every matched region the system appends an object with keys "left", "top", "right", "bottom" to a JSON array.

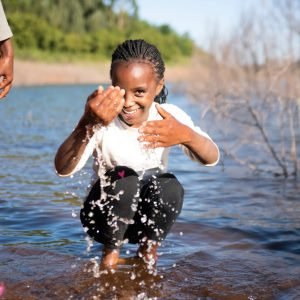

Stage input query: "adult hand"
[
  {"left": 84, "top": 85, "right": 125, "bottom": 126},
  {"left": 0, "top": 38, "right": 14, "bottom": 99},
  {"left": 138, "top": 104, "right": 191, "bottom": 148}
]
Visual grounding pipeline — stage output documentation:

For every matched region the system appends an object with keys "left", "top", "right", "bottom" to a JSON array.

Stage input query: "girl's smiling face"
[{"left": 111, "top": 61, "right": 163, "bottom": 128}]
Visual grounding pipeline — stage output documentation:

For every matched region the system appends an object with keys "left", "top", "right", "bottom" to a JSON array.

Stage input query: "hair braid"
[{"left": 110, "top": 39, "right": 168, "bottom": 103}]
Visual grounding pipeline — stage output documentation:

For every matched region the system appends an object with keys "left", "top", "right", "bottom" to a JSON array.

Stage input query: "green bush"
[{"left": 5, "top": 0, "right": 197, "bottom": 63}]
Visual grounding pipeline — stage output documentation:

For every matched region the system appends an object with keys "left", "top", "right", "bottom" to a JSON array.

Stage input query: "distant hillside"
[{"left": 3, "top": 0, "right": 196, "bottom": 63}]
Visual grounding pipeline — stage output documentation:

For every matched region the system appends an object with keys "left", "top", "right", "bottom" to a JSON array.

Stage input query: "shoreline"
[
  {"left": 14, "top": 59, "right": 192, "bottom": 86},
  {"left": 13, "top": 60, "right": 111, "bottom": 86}
]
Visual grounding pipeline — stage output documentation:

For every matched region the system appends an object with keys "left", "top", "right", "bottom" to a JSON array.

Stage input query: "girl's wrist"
[
  {"left": 79, "top": 112, "right": 100, "bottom": 127},
  {"left": 78, "top": 118, "right": 101, "bottom": 141},
  {"left": 180, "top": 125, "right": 194, "bottom": 146}
]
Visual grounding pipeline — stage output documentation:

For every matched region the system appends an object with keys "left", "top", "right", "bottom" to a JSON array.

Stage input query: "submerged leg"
[
  {"left": 137, "top": 239, "right": 159, "bottom": 267},
  {"left": 80, "top": 166, "right": 140, "bottom": 266},
  {"left": 127, "top": 173, "right": 184, "bottom": 265},
  {"left": 101, "top": 247, "right": 120, "bottom": 267}
]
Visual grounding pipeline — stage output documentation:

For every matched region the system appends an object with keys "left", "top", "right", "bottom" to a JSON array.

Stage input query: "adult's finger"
[{"left": 0, "top": 82, "right": 11, "bottom": 99}]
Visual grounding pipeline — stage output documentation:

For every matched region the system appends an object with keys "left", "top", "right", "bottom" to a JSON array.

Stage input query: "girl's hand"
[
  {"left": 84, "top": 85, "right": 125, "bottom": 126},
  {"left": 138, "top": 104, "right": 191, "bottom": 148}
]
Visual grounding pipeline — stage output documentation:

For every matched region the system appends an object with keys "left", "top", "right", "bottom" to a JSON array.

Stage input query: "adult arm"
[
  {"left": 0, "top": 0, "right": 14, "bottom": 99},
  {"left": 0, "top": 38, "right": 14, "bottom": 98}
]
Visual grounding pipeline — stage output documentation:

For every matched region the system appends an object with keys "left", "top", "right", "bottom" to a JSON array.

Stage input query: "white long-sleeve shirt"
[
  {"left": 67, "top": 102, "right": 219, "bottom": 178},
  {"left": 0, "top": 0, "right": 13, "bottom": 41}
]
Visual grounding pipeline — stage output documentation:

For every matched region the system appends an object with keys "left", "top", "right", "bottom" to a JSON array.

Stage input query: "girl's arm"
[
  {"left": 54, "top": 115, "right": 95, "bottom": 176},
  {"left": 179, "top": 125, "right": 219, "bottom": 166},
  {"left": 55, "top": 86, "right": 125, "bottom": 176},
  {"left": 138, "top": 104, "right": 219, "bottom": 166}
]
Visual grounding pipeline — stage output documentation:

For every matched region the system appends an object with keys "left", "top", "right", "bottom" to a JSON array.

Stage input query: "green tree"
[{"left": 3, "top": 0, "right": 197, "bottom": 62}]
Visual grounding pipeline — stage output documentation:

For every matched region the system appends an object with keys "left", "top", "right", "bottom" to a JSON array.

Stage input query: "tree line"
[{"left": 3, "top": 0, "right": 194, "bottom": 62}]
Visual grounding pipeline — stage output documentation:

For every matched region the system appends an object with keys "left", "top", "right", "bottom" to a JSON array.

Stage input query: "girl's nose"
[{"left": 124, "top": 93, "right": 135, "bottom": 107}]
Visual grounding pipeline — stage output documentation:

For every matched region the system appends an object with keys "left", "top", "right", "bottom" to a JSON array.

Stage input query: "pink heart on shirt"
[{"left": 118, "top": 170, "right": 125, "bottom": 178}]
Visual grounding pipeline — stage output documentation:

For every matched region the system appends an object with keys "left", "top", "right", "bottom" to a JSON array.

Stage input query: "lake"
[{"left": 0, "top": 84, "right": 299, "bottom": 299}]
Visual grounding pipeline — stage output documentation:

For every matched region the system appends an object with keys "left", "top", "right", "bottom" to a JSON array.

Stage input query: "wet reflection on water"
[{"left": 0, "top": 85, "right": 299, "bottom": 299}]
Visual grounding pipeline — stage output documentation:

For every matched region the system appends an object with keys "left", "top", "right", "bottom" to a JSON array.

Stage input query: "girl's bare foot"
[
  {"left": 101, "top": 247, "right": 119, "bottom": 268},
  {"left": 137, "top": 240, "right": 159, "bottom": 267}
]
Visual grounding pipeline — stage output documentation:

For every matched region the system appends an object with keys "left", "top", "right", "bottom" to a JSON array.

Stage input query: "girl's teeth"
[{"left": 124, "top": 109, "right": 138, "bottom": 114}]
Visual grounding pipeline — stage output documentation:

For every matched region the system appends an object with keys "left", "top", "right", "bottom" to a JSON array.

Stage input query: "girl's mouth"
[
  {"left": 121, "top": 107, "right": 142, "bottom": 120},
  {"left": 122, "top": 108, "right": 140, "bottom": 115},
  {"left": 119, "top": 106, "right": 147, "bottom": 127}
]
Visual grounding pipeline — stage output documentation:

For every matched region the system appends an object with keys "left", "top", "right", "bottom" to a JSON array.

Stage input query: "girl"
[{"left": 55, "top": 39, "right": 219, "bottom": 268}]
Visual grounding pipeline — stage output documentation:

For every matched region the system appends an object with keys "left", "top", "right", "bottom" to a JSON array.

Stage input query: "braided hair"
[{"left": 110, "top": 39, "right": 168, "bottom": 103}]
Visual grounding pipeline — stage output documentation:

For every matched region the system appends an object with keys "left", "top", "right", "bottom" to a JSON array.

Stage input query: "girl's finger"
[
  {"left": 115, "top": 97, "right": 125, "bottom": 113},
  {"left": 155, "top": 103, "right": 171, "bottom": 119},
  {"left": 97, "top": 85, "right": 104, "bottom": 94}
]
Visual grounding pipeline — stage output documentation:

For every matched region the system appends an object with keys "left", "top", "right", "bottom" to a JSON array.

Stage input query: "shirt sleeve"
[
  {"left": 0, "top": 1, "right": 13, "bottom": 41},
  {"left": 162, "top": 103, "right": 220, "bottom": 166}
]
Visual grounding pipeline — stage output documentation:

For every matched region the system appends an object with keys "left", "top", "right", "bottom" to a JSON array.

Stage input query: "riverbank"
[{"left": 13, "top": 59, "right": 192, "bottom": 86}]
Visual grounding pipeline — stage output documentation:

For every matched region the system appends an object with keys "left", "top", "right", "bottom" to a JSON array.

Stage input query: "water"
[{"left": 0, "top": 85, "right": 299, "bottom": 299}]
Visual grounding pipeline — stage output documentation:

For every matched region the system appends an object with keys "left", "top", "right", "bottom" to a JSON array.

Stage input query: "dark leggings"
[{"left": 80, "top": 166, "right": 184, "bottom": 249}]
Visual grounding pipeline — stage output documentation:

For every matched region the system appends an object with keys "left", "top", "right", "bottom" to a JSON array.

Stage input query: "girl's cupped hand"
[{"left": 84, "top": 86, "right": 125, "bottom": 126}]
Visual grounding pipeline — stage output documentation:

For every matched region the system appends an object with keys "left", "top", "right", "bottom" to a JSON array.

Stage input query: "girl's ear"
[{"left": 156, "top": 78, "right": 164, "bottom": 96}]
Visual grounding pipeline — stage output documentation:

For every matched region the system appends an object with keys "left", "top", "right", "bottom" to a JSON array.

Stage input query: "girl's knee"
[{"left": 157, "top": 175, "right": 184, "bottom": 210}]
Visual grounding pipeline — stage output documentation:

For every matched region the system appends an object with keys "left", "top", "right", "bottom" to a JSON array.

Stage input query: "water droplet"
[{"left": 141, "top": 214, "right": 147, "bottom": 223}]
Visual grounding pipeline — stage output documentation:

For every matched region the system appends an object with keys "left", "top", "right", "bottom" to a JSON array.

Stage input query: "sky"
[{"left": 137, "top": 0, "right": 266, "bottom": 50}]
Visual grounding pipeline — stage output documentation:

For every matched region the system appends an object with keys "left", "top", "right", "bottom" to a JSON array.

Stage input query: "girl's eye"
[{"left": 135, "top": 89, "right": 145, "bottom": 96}]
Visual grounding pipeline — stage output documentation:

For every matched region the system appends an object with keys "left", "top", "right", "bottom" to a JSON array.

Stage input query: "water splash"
[
  {"left": 81, "top": 126, "right": 167, "bottom": 283},
  {"left": 138, "top": 140, "right": 164, "bottom": 179},
  {"left": 85, "top": 236, "right": 94, "bottom": 253}
]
